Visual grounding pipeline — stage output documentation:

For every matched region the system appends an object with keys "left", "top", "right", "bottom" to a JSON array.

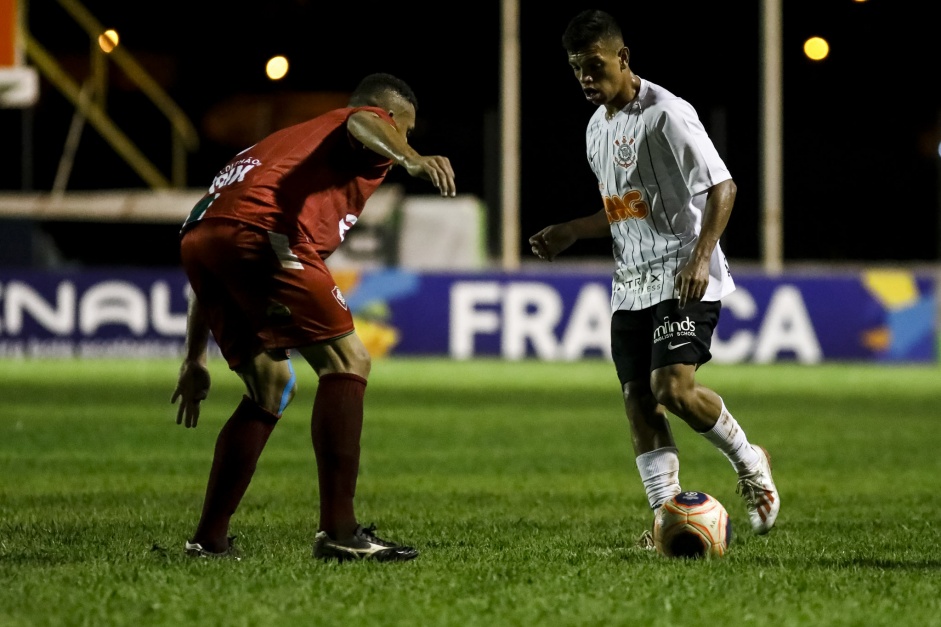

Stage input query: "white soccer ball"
[{"left": 653, "top": 491, "right": 732, "bottom": 558}]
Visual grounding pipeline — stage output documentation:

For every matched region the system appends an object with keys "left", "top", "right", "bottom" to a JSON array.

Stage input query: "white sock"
[
  {"left": 635, "top": 447, "right": 682, "bottom": 510},
  {"left": 701, "top": 400, "right": 761, "bottom": 474}
]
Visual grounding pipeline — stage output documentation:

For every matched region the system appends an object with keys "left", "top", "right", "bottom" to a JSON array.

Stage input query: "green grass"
[{"left": 2, "top": 357, "right": 941, "bottom": 626}]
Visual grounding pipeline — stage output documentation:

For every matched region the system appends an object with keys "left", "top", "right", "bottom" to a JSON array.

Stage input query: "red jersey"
[{"left": 183, "top": 106, "right": 395, "bottom": 258}]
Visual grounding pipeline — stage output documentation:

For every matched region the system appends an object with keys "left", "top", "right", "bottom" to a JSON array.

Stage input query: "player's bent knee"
[
  {"left": 270, "top": 361, "right": 298, "bottom": 416},
  {"left": 239, "top": 356, "right": 298, "bottom": 416},
  {"left": 650, "top": 371, "right": 690, "bottom": 414},
  {"left": 245, "top": 383, "right": 295, "bottom": 416}
]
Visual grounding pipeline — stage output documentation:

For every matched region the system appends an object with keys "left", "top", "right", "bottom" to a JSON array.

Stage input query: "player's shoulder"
[
  {"left": 310, "top": 106, "right": 380, "bottom": 129},
  {"left": 261, "top": 107, "right": 352, "bottom": 141},
  {"left": 640, "top": 79, "right": 694, "bottom": 110},
  {"left": 292, "top": 106, "right": 388, "bottom": 131},
  {"left": 585, "top": 106, "right": 608, "bottom": 135}
]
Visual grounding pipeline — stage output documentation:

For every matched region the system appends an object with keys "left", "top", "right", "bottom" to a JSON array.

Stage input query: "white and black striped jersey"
[{"left": 585, "top": 77, "right": 736, "bottom": 312}]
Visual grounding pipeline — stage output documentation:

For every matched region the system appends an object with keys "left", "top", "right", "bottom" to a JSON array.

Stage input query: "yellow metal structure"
[{"left": 20, "top": 0, "right": 199, "bottom": 189}]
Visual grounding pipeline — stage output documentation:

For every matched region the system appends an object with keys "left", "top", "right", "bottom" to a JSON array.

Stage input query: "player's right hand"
[
  {"left": 529, "top": 224, "right": 576, "bottom": 262},
  {"left": 405, "top": 155, "right": 457, "bottom": 198},
  {"left": 171, "top": 360, "right": 211, "bottom": 428}
]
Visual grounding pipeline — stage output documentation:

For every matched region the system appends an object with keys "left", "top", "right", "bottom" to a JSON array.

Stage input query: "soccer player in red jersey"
[{"left": 171, "top": 73, "right": 456, "bottom": 562}]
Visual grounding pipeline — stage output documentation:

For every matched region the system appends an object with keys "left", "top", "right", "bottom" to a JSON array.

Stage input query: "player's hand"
[
  {"left": 171, "top": 360, "right": 211, "bottom": 428},
  {"left": 529, "top": 224, "right": 577, "bottom": 262},
  {"left": 404, "top": 155, "right": 456, "bottom": 198},
  {"left": 674, "top": 258, "right": 709, "bottom": 308}
]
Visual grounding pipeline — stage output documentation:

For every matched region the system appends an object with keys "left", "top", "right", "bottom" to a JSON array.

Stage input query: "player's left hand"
[
  {"left": 529, "top": 224, "right": 577, "bottom": 262},
  {"left": 171, "top": 360, "right": 211, "bottom": 428},
  {"left": 404, "top": 155, "right": 457, "bottom": 197},
  {"left": 674, "top": 258, "right": 709, "bottom": 308}
]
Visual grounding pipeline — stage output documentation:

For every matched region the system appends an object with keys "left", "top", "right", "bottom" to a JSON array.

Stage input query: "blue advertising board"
[{"left": 0, "top": 267, "right": 935, "bottom": 362}]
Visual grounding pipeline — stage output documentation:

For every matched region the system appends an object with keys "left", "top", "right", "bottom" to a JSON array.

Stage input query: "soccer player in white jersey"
[{"left": 529, "top": 9, "right": 780, "bottom": 541}]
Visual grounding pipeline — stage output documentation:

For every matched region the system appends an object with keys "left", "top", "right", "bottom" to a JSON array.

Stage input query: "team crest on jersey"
[
  {"left": 613, "top": 135, "right": 636, "bottom": 169},
  {"left": 332, "top": 286, "right": 348, "bottom": 310}
]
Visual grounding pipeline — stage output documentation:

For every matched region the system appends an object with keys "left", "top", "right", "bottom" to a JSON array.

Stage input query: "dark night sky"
[{"left": 1, "top": 0, "right": 939, "bottom": 266}]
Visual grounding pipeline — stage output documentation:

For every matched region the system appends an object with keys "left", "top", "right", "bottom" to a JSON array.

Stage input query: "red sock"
[
  {"left": 311, "top": 373, "right": 367, "bottom": 540},
  {"left": 191, "top": 395, "right": 279, "bottom": 551}
]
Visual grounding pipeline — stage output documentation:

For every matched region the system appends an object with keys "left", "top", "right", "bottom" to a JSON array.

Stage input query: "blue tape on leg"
[{"left": 278, "top": 359, "right": 296, "bottom": 415}]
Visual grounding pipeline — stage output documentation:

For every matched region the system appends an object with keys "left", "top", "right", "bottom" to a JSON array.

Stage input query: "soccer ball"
[{"left": 653, "top": 491, "right": 732, "bottom": 558}]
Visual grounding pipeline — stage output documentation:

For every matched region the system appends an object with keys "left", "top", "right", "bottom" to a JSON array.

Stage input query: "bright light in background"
[
  {"left": 803, "top": 36, "right": 830, "bottom": 61},
  {"left": 97, "top": 29, "right": 119, "bottom": 53},
  {"left": 266, "top": 56, "right": 289, "bottom": 80}
]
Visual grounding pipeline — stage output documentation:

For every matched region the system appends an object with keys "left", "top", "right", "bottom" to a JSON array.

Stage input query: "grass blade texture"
[{"left": 1, "top": 358, "right": 940, "bottom": 626}]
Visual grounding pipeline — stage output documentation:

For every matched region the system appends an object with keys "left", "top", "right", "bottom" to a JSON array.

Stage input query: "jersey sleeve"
[
  {"left": 585, "top": 114, "right": 606, "bottom": 185},
  {"left": 653, "top": 99, "right": 731, "bottom": 195}
]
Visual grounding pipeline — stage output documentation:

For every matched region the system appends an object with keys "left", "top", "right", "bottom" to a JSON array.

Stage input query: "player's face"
[{"left": 567, "top": 40, "right": 628, "bottom": 107}]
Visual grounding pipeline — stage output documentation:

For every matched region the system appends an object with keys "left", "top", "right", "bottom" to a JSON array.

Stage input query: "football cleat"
[
  {"left": 636, "top": 528, "right": 656, "bottom": 551},
  {"left": 313, "top": 524, "right": 419, "bottom": 563},
  {"left": 736, "top": 445, "right": 780, "bottom": 534},
  {"left": 184, "top": 536, "right": 241, "bottom": 561}
]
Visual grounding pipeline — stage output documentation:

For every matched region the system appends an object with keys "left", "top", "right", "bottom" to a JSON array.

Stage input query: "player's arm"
[
  {"left": 347, "top": 111, "right": 456, "bottom": 197},
  {"left": 675, "top": 178, "right": 737, "bottom": 308},
  {"left": 529, "top": 209, "right": 610, "bottom": 262},
  {"left": 170, "top": 290, "right": 212, "bottom": 428}
]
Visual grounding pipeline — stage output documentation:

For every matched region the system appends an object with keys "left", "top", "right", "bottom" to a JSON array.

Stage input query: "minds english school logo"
[
  {"left": 652, "top": 315, "right": 696, "bottom": 346},
  {"left": 613, "top": 135, "right": 636, "bottom": 169}
]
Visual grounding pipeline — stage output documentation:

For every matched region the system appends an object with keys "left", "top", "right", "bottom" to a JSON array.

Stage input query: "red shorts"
[{"left": 180, "top": 218, "right": 354, "bottom": 369}]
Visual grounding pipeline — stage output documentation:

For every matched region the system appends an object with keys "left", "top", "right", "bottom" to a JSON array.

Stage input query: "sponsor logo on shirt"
[
  {"left": 604, "top": 190, "right": 650, "bottom": 223},
  {"left": 208, "top": 157, "right": 261, "bottom": 194},
  {"left": 616, "top": 270, "right": 662, "bottom": 295}
]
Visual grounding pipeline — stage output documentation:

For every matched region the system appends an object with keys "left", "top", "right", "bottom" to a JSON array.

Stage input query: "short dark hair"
[
  {"left": 562, "top": 9, "right": 623, "bottom": 52},
  {"left": 349, "top": 73, "right": 418, "bottom": 112}
]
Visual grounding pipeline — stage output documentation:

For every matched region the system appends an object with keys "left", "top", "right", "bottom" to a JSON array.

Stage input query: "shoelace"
[
  {"left": 737, "top": 476, "right": 769, "bottom": 506},
  {"left": 636, "top": 529, "right": 655, "bottom": 550},
  {"left": 358, "top": 524, "right": 396, "bottom": 547}
]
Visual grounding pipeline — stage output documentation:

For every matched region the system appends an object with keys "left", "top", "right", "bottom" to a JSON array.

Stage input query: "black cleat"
[{"left": 313, "top": 524, "right": 419, "bottom": 563}]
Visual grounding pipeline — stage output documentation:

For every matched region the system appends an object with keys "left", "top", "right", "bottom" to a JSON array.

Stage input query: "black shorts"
[{"left": 611, "top": 299, "right": 721, "bottom": 385}]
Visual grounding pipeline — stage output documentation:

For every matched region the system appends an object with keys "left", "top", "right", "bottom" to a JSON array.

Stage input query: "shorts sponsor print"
[{"left": 611, "top": 299, "right": 720, "bottom": 385}]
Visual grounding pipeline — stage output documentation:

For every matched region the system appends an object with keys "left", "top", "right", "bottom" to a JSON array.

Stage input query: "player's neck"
[{"left": 605, "top": 75, "right": 641, "bottom": 119}]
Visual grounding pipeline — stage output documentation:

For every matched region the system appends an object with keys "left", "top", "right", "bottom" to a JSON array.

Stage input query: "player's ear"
[{"left": 619, "top": 46, "right": 630, "bottom": 68}]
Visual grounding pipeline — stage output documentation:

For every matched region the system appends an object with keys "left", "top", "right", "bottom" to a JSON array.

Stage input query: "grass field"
[{"left": 1, "top": 357, "right": 940, "bottom": 626}]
